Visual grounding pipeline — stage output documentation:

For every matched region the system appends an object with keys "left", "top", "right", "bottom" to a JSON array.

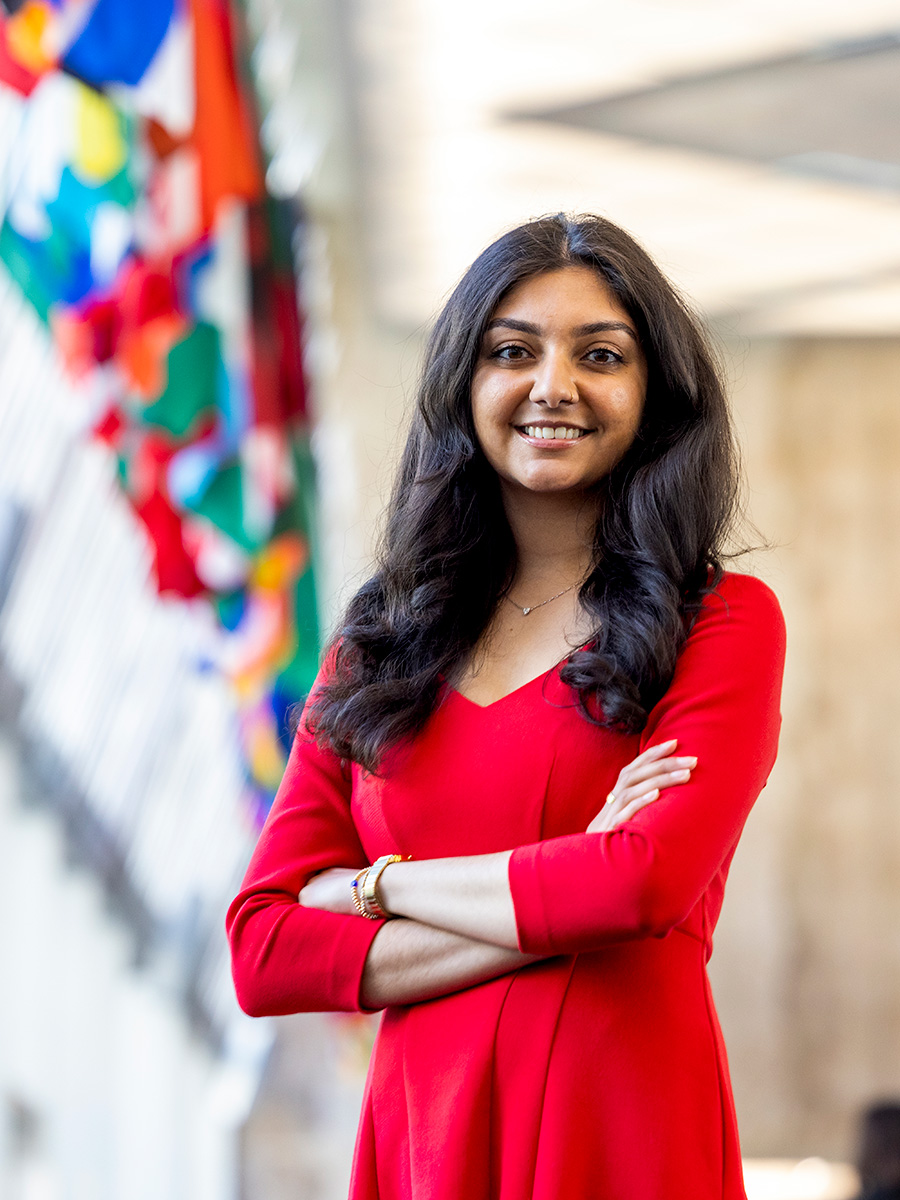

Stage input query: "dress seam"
[
  {"left": 488, "top": 972, "right": 520, "bottom": 1199},
  {"left": 537, "top": 744, "right": 558, "bottom": 844},
  {"left": 700, "top": 895, "right": 729, "bottom": 1200},
  {"left": 528, "top": 955, "right": 580, "bottom": 1193},
  {"left": 399, "top": 1012, "right": 413, "bottom": 1200}
]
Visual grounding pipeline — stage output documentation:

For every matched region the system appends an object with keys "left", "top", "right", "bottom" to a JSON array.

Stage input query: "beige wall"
[{"left": 710, "top": 336, "right": 900, "bottom": 1159}]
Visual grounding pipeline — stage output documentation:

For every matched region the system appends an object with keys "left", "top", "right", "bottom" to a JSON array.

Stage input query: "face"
[{"left": 470, "top": 266, "right": 647, "bottom": 499}]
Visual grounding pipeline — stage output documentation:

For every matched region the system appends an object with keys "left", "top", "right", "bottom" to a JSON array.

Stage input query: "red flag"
[{"left": 0, "top": 17, "right": 42, "bottom": 95}]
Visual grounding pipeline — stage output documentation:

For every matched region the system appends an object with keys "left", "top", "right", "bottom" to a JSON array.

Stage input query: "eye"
[
  {"left": 489, "top": 343, "right": 532, "bottom": 362},
  {"left": 584, "top": 347, "right": 624, "bottom": 366}
]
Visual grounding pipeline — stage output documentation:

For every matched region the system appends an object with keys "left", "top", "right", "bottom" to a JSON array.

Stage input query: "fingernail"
[
  {"left": 663, "top": 739, "right": 677, "bottom": 749},
  {"left": 683, "top": 757, "right": 698, "bottom": 766},
  {"left": 644, "top": 788, "right": 659, "bottom": 800},
  {"left": 673, "top": 769, "right": 690, "bottom": 780}
]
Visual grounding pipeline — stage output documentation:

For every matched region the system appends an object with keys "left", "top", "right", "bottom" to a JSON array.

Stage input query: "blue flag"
[{"left": 63, "top": 0, "right": 175, "bottom": 87}]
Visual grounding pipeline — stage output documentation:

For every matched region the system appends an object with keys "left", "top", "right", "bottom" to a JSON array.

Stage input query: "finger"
[
  {"left": 614, "top": 763, "right": 695, "bottom": 803},
  {"left": 588, "top": 784, "right": 661, "bottom": 833},
  {"left": 615, "top": 768, "right": 693, "bottom": 807},
  {"left": 626, "top": 739, "right": 678, "bottom": 768},
  {"left": 636, "top": 765, "right": 695, "bottom": 791},
  {"left": 599, "top": 758, "right": 693, "bottom": 817},
  {"left": 618, "top": 756, "right": 697, "bottom": 790},
  {"left": 612, "top": 789, "right": 660, "bottom": 825}
]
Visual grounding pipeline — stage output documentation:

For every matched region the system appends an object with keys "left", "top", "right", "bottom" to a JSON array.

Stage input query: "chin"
[{"left": 510, "top": 473, "right": 595, "bottom": 496}]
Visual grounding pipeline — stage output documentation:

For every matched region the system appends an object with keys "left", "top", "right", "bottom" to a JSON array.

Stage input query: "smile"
[{"left": 516, "top": 425, "right": 592, "bottom": 442}]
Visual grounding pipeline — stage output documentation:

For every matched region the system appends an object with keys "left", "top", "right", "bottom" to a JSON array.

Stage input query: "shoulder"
[
  {"left": 700, "top": 571, "right": 784, "bottom": 630},
  {"left": 683, "top": 571, "right": 786, "bottom": 672}
]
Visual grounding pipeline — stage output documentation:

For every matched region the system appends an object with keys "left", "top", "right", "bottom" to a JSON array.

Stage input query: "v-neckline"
[
  {"left": 448, "top": 665, "right": 555, "bottom": 711},
  {"left": 447, "top": 637, "right": 595, "bottom": 711}
]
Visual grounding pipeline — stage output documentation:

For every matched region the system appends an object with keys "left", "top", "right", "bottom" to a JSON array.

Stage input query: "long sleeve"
[
  {"left": 508, "top": 573, "right": 786, "bottom": 956},
  {"left": 226, "top": 669, "right": 384, "bottom": 1016}
]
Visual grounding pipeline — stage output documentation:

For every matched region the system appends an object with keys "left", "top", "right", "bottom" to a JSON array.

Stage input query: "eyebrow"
[{"left": 484, "top": 317, "right": 638, "bottom": 341}]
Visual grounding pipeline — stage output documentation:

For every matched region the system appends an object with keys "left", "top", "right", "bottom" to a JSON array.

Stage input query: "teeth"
[{"left": 523, "top": 425, "right": 585, "bottom": 440}]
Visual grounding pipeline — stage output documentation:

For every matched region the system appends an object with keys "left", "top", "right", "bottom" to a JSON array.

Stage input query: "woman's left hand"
[
  {"left": 298, "top": 867, "right": 360, "bottom": 914},
  {"left": 585, "top": 740, "right": 696, "bottom": 833}
]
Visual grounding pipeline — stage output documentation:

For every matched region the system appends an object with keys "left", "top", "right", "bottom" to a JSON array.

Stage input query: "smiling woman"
[{"left": 227, "top": 214, "right": 786, "bottom": 1200}]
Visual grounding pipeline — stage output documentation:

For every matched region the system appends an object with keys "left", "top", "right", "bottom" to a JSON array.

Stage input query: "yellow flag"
[{"left": 73, "top": 83, "right": 127, "bottom": 184}]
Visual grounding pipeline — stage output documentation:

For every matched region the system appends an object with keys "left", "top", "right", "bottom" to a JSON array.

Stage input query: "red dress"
[{"left": 228, "top": 572, "right": 786, "bottom": 1199}]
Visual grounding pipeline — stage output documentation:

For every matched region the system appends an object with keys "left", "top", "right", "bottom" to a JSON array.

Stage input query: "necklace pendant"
[{"left": 504, "top": 579, "right": 581, "bottom": 618}]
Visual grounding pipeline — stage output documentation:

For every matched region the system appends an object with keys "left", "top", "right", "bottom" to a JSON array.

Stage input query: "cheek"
[
  {"left": 610, "top": 383, "right": 645, "bottom": 433},
  {"left": 470, "top": 397, "right": 491, "bottom": 449},
  {"left": 610, "top": 384, "right": 634, "bottom": 409},
  {"left": 471, "top": 379, "right": 514, "bottom": 439}
]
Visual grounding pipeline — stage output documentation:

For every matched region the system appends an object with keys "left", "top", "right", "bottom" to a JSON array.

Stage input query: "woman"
[{"left": 227, "top": 213, "right": 786, "bottom": 1199}]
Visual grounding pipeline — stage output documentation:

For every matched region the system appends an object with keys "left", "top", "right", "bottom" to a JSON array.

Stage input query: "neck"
[{"left": 500, "top": 484, "right": 597, "bottom": 589}]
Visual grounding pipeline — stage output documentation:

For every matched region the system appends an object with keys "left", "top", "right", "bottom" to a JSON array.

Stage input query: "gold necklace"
[{"left": 504, "top": 581, "right": 580, "bottom": 617}]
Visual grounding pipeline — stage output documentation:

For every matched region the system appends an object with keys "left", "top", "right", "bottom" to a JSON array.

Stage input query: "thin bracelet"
[{"left": 350, "top": 867, "right": 369, "bottom": 918}]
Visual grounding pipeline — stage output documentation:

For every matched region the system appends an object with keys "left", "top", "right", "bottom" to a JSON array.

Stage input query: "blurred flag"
[{"left": 0, "top": 0, "right": 320, "bottom": 821}]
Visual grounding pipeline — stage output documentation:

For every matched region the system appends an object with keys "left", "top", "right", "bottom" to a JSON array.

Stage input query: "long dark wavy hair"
[{"left": 305, "top": 213, "right": 741, "bottom": 772}]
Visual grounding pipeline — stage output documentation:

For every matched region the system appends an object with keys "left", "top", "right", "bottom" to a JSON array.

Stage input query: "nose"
[{"left": 529, "top": 351, "right": 577, "bottom": 407}]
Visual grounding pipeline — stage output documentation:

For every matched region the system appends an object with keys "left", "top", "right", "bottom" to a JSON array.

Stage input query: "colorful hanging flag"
[
  {"left": 62, "top": 0, "right": 176, "bottom": 87},
  {"left": 0, "top": 0, "right": 321, "bottom": 820}
]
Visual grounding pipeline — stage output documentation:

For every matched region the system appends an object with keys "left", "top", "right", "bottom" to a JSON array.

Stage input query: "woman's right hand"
[{"left": 586, "top": 739, "right": 697, "bottom": 833}]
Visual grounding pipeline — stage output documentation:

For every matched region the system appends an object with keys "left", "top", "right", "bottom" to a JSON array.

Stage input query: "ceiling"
[
  {"left": 532, "top": 33, "right": 900, "bottom": 180},
  {"left": 347, "top": 0, "right": 900, "bottom": 336}
]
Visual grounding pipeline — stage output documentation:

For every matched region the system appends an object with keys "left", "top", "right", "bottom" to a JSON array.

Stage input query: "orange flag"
[{"left": 189, "top": 0, "right": 263, "bottom": 230}]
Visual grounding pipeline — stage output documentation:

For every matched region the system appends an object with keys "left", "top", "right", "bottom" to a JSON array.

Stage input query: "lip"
[{"left": 514, "top": 423, "right": 594, "bottom": 448}]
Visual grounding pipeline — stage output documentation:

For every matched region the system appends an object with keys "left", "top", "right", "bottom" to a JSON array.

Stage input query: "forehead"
[{"left": 490, "top": 265, "right": 629, "bottom": 324}]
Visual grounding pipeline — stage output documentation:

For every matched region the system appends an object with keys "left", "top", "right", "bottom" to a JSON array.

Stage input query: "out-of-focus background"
[{"left": 1, "top": 1, "right": 900, "bottom": 1198}]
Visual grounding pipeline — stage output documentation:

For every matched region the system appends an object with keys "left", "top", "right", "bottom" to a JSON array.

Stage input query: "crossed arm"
[
  {"left": 227, "top": 576, "right": 785, "bottom": 1017},
  {"left": 298, "top": 741, "right": 695, "bottom": 1007}
]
